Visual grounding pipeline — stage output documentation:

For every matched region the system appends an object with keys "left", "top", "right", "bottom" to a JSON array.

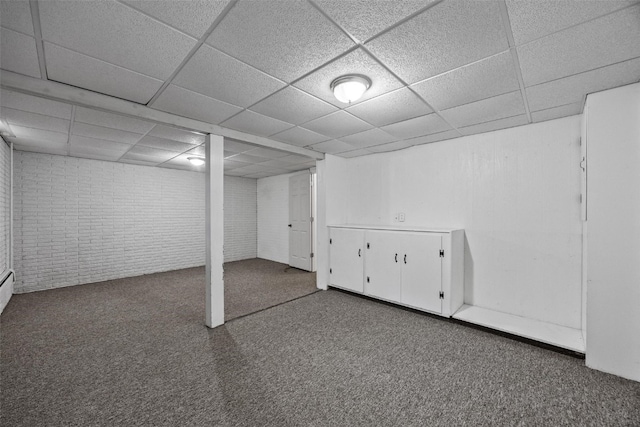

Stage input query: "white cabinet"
[
  {"left": 328, "top": 227, "right": 365, "bottom": 293},
  {"left": 329, "top": 225, "right": 464, "bottom": 317}
]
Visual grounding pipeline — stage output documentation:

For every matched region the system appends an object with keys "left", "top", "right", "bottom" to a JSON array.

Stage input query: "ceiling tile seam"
[
  {"left": 524, "top": 54, "right": 640, "bottom": 90},
  {"left": 498, "top": 1, "right": 532, "bottom": 123},
  {"left": 510, "top": 1, "right": 640, "bottom": 48},
  {"left": 458, "top": 111, "right": 528, "bottom": 131},
  {"left": 0, "top": 25, "right": 33, "bottom": 38},
  {"left": 146, "top": 0, "right": 240, "bottom": 106},
  {"left": 115, "top": 124, "right": 157, "bottom": 163},
  {"left": 66, "top": 105, "right": 75, "bottom": 156},
  {"left": 357, "top": 44, "right": 463, "bottom": 136},
  {"left": 306, "top": 0, "right": 362, "bottom": 44},
  {"left": 532, "top": 101, "right": 585, "bottom": 115},
  {"left": 361, "top": 0, "right": 447, "bottom": 45},
  {"left": 42, "top": 40, "right": 165, "bottom": 83},
  {"left": 28, "top": 0, "right": 48, "bottom": 80},
  {"left": 114, "top": 0, "right": 201, "bottom": 41}
]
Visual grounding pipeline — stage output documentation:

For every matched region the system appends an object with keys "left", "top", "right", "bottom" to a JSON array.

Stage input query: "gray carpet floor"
[{"left": 1, "top": 262, "right": 639, "bottom": 426}]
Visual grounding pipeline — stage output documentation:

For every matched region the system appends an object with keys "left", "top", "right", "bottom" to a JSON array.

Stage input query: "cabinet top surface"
[{"left": 328, "top": 224, "right": 463, "bottom": 233}]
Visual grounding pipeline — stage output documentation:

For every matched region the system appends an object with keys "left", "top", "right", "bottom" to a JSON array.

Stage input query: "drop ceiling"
[{"left": 1, "top": 0, "right": 639, "bottom": 178}]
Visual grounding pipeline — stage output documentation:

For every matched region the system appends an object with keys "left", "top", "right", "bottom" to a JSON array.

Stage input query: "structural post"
[{"left": 205, "top": 134, "right": 224, "bottom": 328}]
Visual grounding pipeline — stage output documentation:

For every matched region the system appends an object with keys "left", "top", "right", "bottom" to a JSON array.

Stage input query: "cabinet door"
[
  {"left": 365, "top": 230, "right": 402, "bottom": 302},
  {"left": 329, "top": 228, "right": 365, "bottom": 292},
  {"left": 401, "top": 233, "right": 443, "bottom": 314}
]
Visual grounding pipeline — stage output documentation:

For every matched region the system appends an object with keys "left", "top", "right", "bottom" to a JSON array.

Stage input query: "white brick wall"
[
  {"left": 14, "top": 152, "right": 257, "bottom": 292},
  {"left": 224, "top": 176, "right": 257, "bottom": 262},
  {"left": 0, "top": 140, "right": 10, "bottom": 275},
  {"left": 257, "top": 172, "right": 294, "bottom": 264}
]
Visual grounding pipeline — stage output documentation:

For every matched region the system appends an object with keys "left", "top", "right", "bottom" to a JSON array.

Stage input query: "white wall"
[
  {"left": 585, "top": 83, "right": 640, "bottom": 382},
  {"left": 224, "top": 176, "right": 257, "bottom": 262},
  {"left": 13, "top": 152, "right": 257, "bottom": 293},
  {"left": 0, "top": 139, "right": 12, "bottom": 312},
  {"left": 318, "top": 116, "right": 583, "bottom": 329},
  {"left": 257, "top": 172, "right": 295, "bottom": 264}
]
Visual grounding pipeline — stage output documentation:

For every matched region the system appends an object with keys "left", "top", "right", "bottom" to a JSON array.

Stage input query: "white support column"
[{"left": 205, "top": 134, "right": 224, "bottom": 328}]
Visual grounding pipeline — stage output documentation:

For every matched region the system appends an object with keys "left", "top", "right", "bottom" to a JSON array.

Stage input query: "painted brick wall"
[
  {"left": 13, "top": 152, "right": 257, "bottom": 292},
  {"left": 257, "top": 172, "right": 294, "bottom": 264},
  {"left": 0, "top": 140, "right": 10, "bottom": 275},
  {"left": 224, "top": 176, "right": 257, "bottom": 262}
]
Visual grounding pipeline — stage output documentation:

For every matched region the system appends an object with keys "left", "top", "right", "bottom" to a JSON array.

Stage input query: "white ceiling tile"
[
  {"left": 270, "top": 126, "right": 329, "bottom": 147},
  {"left": 507, "top": 0, "right": 636, "bottom": 46},
  {"left": 136, "top": 135, "right": 194, "bottom": 152},
  {"left": 366, "top": 0, "right": 508, "bottom": 84},
  {"left": 220, "top": 110, "right": 294, "bottom": 137},
  {"left": 278, "top": 154, "right": 316, "bottom": 165},
  {"left": 120, "top": 158, "right": 161, "bottom": 167},
  {"left": 302, "top": 111, "right": 373, "bottom": 139},
  {"left": 338, "top": 148, "right": 373, "bottom": 158},
  {"left": 69, "top": 135, "right": 132, "bottom": 155},
  {"left": 347, "top": 87, "right": 432, "bottom": 127},
  {"left": 152, "top": 84, "right": 243, "bottom": 124},
  {"left": 1, "top": 28, "right": 41, "bottom": 78},
  {"left": 1, "top": 107, "right": 69, "bottom": 134},
  {"left": 74, "top": 107, "right": 155, "bottom": 134},
  {"left": 69, "top": 145, "right": 130, "bottom": 161},
  {"left": 207, "top": 0, "right": 355, "bottom": 82},
  {"left": 380, "top": 113, "right": 451, "bottom": 140},
  {"left": 531, "top": 103, "right": 583, "bottom": 123},
  {"left": 293, "top": 48, "right": 405, "bottom": 107},
  {"left": 39, "top": 0, "right": 197, "bottom": 79},
  {"left": 121, "top": 145, "right": 180, "bottom": 162},
  {"left": 148, "top": 125, "right": 205, "bottom": 145},
  {"left": 518, "top": 4, "right": 640, "bottom": 87},
  {"left": 459, "top": 114, "right": 529, "bottom": 136},
  {"left": 1, "top": 0, "right": 34, "bottom": 35},
  {"left": 314, "top": 0, "right": 435, "bottom": 42},
  {"left": 339, "top": 128, "right": 396, "bottom": 149},
  {"left": 224, "top": 139, "right": 258, "bottom": 153},
  {"left": 8, "top": 125, "right": 68, "bottom": 153},
  {"left": 245, "top": 171, "right": 279, "bottom": 179},
  {"left": 244, "top": 147, "right": 290, "bottom": 159},
  {"left": 251, "top": 86, "right": 338, "bottom": 125},
  {"left": 526, "top": 56, "right": 640, "bottom": 112},
  {"left": 45, "top": 43, "right": 163, "bottom": 104},
  {"left": 225, "top": 159, "right": 250, "bottom": 170},
  {"left": 185, "top": 145, "right": 206, "bottom": 157},
  {"left": 440, "top": 91, "right": 526, "bottom": 128},
  {"left": 173, "top": 44, "right": 286, "bottom": 108},
  {"left": 412, "top": 51, "right": 520, "bottom": 111},
  {"left": 120, "top": 0, "right": 228, "bottom": 39},
  {"left": 225, "top": 152, "right": 269, "bottom": 164},
  {"left": 366, "top": 140, "right": 412, "bottom": 154},
  {"left": 12, "top": 141, "right": 68, "bottom": 156},
  {"left": 309, "top": 139, "right": 356, "bottom": 154},
  {"left": 72, "top": 123, "right": 142, "bottom": 144},
  {"left": 405, "top": 129, "right": 461, "bottom": 146},
  {"left": 0, "top": 89, "right": 72, "bottom": 119},
  {"left": 231, "top": 163, "right": 274, "bottom": 174},
  {"left": 162, "top": 153, "right": 207, "bottom": 171}
]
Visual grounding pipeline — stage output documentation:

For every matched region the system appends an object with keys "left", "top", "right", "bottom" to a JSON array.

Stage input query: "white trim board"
[{"left": 453, "top": 304, "right": 585, "bottom": 353}]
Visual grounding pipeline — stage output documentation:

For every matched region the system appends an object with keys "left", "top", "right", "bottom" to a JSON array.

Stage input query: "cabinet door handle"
[
  {"left": 404, "top": 254, "right": 407, "bottom": 264},
  {"left": 395, "top": 253, "right": 398, "bottom": 263},
  {"left": 358, "top": 249, "right": 361, "bottom": 257}
]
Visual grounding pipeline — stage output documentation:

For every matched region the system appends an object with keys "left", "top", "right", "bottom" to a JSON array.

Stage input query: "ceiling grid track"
[
  {"left": 145, "top": 0, "right": 240, "bottom": 107},
  {"left": 498, "top": 0, "right": 533, "bottom": 123},
  {"left": 28, "top": 0, "right": 48, "bottom": 80},
  {"left": 116, "top": 123, "right": 161, "bottom": 163}
]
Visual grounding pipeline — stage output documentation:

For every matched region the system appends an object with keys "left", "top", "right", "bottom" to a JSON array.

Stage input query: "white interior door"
[{"left": 289, "top": 172, "right": 312, "bottom": 271}]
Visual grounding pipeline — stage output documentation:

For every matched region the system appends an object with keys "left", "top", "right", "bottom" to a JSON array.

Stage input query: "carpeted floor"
[{"left": 1, "top": 263, "right": 639, "bottom": 426}]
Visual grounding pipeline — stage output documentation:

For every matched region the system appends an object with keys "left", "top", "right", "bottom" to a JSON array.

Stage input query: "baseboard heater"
[{"left": 0, "top": 270, "right": 14, "bottom": 289}]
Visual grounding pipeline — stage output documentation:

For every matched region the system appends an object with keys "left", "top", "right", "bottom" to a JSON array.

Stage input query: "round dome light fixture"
[
  {"left": 188, "top": 157, "right": 205, "bottom": 166},
  {"left": 330, "top": 74, "right": 371, "bottom": 104}
]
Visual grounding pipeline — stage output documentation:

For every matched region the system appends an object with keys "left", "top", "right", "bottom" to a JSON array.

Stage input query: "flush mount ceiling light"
[
  {"left": 188, "top": 157, "right": 205, "bottom": 166},
  {"left": 330, "top": 74, "right": 371, "bottom": 104}
]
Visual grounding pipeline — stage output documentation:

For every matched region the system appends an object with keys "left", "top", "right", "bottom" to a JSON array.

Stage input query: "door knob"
[{"left": 288, "top": 224, "right": 292, "bottom": 227}]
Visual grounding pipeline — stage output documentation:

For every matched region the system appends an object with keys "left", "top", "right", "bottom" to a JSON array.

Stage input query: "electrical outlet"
[{"left": 398, "top": 212, "right": 405, "bottom": 222}]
